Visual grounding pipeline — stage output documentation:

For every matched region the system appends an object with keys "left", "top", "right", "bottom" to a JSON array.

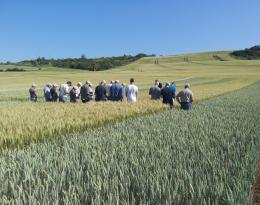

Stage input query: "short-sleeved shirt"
[
  {"left": 80, "top": 84, "right": 92, "bottom": 101},
  {"left": 149, "top": 86, "right": 161, "bottom": 100},
  {"left": 50, "top": 87, "right": 58, "bottom": 101},
  {"left": 110, "top": 83, "right": 121, "bottom": 101},
  {"left": 105, "top": 84, "right": 112, "bottom": 96},
  {"left": 70, "top": 89, "right": 77, "bottom": 102},
  {"left": 176, "top": 88, "right": 194, "bottom": 103},
  {"left": 169, "top": 84, "right": 176, "bottom": 94},
  {"left": 161, "top": 86, "right": 175, "bottom": 104},
  {"left": 44, "top": 86, "right": 52, "bottom": 101},
  {"left": 59, "top": 84, "right": 69, "bottom": 97},
  {"left": 118, "top": 86, "right": 125, "bottom": 101},
  {"left": 126, "top": 84, "right": 138, "bottom": 102},
  {"left": 29, "top": 87, "right": 37, "bottom": 101}
]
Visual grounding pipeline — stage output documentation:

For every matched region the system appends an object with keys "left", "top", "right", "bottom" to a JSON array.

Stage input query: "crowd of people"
[
  {"left": 29, "top": 78, "right": 194, "bottom": 110},
  {"left": 149, "top": 80, "right": 194, "bottom": 110}
]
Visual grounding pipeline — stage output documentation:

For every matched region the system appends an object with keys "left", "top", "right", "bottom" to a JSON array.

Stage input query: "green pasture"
[{"left": 0, "top": 51, "right": 259, "bottom": 102}]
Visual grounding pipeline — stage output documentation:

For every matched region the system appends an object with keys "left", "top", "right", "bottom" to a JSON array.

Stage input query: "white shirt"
[
  {"left": 105, "top": 84, "right": 112, "bottom": 96},
  {"left": 126, "top": 84, "right": 138, "bottom": 102},
  {"left": 59, "top": 84, "right": 69, "bottom": 97}
]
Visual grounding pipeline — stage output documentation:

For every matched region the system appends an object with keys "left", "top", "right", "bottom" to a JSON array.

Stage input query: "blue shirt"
[
  {"left": 169, "top": 84, "right": 176, "bottom": 94},
  {"left": 110, "top": 83, "right": 121, "bottom": 101}
]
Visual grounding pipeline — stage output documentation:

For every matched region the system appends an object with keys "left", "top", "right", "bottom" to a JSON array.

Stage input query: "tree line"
[
  {"left": 230, "top": 45, "right": 260, "bottom": 60},
  {"left": 16, "top": 53, "right": 155, "bottom": 71}
]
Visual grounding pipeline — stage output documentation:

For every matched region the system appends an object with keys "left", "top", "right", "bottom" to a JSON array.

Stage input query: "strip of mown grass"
[{"left": 0, "top": 82, "right": 259, "bottom": 204}]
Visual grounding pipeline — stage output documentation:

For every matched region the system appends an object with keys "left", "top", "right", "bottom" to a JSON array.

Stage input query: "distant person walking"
[
  {"left": 176, "top": 83, "right": 194, "bottom": 110},
  {"left": 50, "top": 84, "right": 58, "bottom": 102},
  {"left": 149, "top": 80, "right": 161, "bottom": 100},
  {"left": 161, "top": 82, "right": 175, "bottom": 109},
  {"left": 43, "top": 83, "right": 52, "bottom": 102},
  {"left": 59, "top": 81, "right": 72, "bottom": 103},
  {"left": 125, "top": 78, "right": 138, "bottom": 102},
  {"left": 95, "top": 80, "right": 107, "bottom": 101},
  {"left": 29, "top": 83, "right": 37, "bottom": 102}
]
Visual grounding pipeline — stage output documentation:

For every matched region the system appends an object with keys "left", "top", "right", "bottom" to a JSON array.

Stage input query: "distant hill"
[
  {"left": 230, "top": 45, "right": 260, "bottom": 60},
  {"left": 16, "top": 53, "right": 154, "bottom": 71}
]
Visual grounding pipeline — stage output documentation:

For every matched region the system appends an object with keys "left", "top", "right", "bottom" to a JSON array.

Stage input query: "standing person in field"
[
  {"left": 88, "top": 82, "right": 94, "bottom": 101},
  {"left": 158, "top": 80, "right": 163, "bottom": 89},
  {"left": 125, "top": 78, "right": 138, "bottom": 102},
  {"left": 43, "top": 83, "right": 52, "bottom": 102},
  {"left": 50, "top": 83, "right": 58, "bottom": 102},
  {"left": 76, "top": 82, "right": 82, "bottom": 99},
  {"left": 95, "top": 80, "right": 107, "bottom": 101},
  {"left": 169, "top": 81, "right": 177, "bottom": 94},
  {"left": 161, "top": 82, "right": 175, "bottom": 109},
  {"left": 118, "top": 83, "right": 126, "bottom": 101},
  {"left": 106, "top": 80, "right": 114, "bottom": 100},
  {"left": 59, "top": 81, "right": 72, "bottom": 103},
  {"left": 70, "top": 86, "right": 78, "bottom": 103},
  {"left": 110, "top": 80, "right": 121, "bottom": 101},
  {"left": 176, "top": 83, "right": 194, "bottom": 110},
  {"left": 149, "top": 80, "right": 161, "bottom": 100},
  {"left": 29, "top": 83, "right": 37, "bottom": 102},
  {"left": 80, "top": 81, "right": 93, "bottom": 103}
]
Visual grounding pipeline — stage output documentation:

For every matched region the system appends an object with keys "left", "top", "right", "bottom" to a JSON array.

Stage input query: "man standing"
[
  {"left": 70, "top": 86, "right": 78, "bottom": 103},
  {"left": 43, "top": 83, "right": 52, "bottom": 102},
  {"left": 110, "top": 80, "right": 121, "bottom": 101},
  {"left": 95, "top": 80, "right": 107, "bottom": 102},
  {"left": 50, "top": 84, "right": 58, "bottom": 102},
  {"left": 125, "top": 78, "right": 138, "bottom": 103},
  {"left": 29, "top": 83, "right": 37, "bottom": 102},
  {"left": 106, "top": 80, "right": 114, "bottom": 100},
  {"left": 149, "top": 80, "right": 161, "bottom": 100},
  {"left": 176, "top": 83, "right": 194, "bottom": 110},
  {"left": 169, "top": 81, "right": 177, "bottom": 94},
  {"left": 161, "top": 82, "right": 175, "bottom": 109},
  {"left": 59, "top": 81, "right": 72, "bottom": 103},
  {"left": 76, "top": 82, "right": 82, "bottom": 99},
  {"left": 118, "top": 83, "right": 126, "bottom": 101},
  {"left": 80, "top": 81, "right": 93, "bottom": 103}
]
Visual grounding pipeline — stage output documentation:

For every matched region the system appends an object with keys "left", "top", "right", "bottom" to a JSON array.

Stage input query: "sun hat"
[
  {"left": 185, "top": 83, "right": 190, "bottom": 88},
  {"left": 77, "top": 82, "right": 82, "bottom": 86}
]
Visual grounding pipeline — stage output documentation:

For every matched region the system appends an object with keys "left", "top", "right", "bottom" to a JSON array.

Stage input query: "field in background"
[
  {"left": 0, "top": 51, "right": 259, "bottom": 150},
  {"left": 0, "top": 51, "right": 259, "bottom": 101}
]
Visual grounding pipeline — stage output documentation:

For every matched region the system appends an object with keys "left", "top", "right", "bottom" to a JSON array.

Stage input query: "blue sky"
[{"left": 0, "top": 0, "right": 259, "bottom": 62}]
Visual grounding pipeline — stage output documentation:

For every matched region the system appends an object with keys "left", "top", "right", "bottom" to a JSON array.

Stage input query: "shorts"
[
  {"left": 181, "top": 102, "right": 192, "bottom": 110},
  {"left": 163, "top": 98, "right": 174, "bottom": 106}
]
